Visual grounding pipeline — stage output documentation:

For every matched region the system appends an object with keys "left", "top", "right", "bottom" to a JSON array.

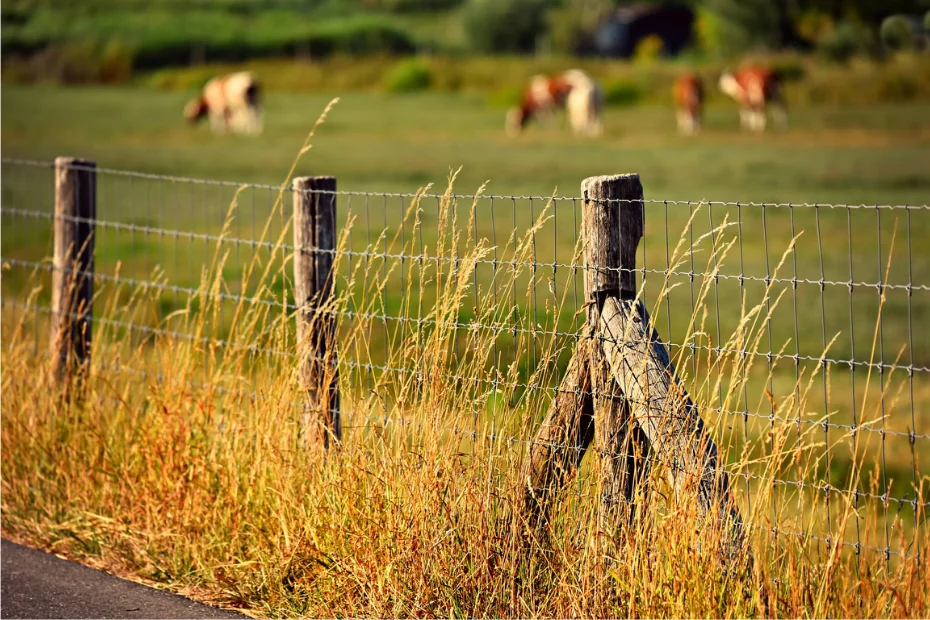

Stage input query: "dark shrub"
[
  {"left": 462, "top": 0, "right": 554, "bottom": 53},
  {"left": 602, "top": 81, "right": 642, "bottom": 107},
  {"left": 880, "top": 15, "right": 916, "bottom": 52},
  {"left": 385, "top": 58, "right": 431, "bottom": 92},
  {"left": 818, "top": 20, "right": 877, "bottom": 63}
]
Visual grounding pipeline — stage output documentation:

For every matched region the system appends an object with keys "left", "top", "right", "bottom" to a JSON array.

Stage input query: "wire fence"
[{"left": 1, "top": 157, "right": 927, "bottom": 565}]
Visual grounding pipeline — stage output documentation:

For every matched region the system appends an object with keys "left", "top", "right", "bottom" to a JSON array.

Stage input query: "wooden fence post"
[
  {"left": 518, "top": 324, "right": 596, "bottom": 531},
  {"left": 519, "top": 172, "right": 746, "bottom": 564},
  {"left": 293, "top": 176, "right": 341, "bottom": 448},
  {"left": 582, "top": 175, "right": 650, "bottom": 527},
  {"left": 517, "top": 175, "right": 650, "bottom": 534},
  {"left": 587, "top": 177, "right": 747, "bottom": 559},
  {"left": 51, "top": 157, "right": 96, "bottom": 385}
]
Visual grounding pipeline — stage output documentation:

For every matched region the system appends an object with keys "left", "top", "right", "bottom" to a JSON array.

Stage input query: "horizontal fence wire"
[
  {"left": 22, "top": 294, "right": 930, "bottom": 518},
  {"left": 5, "top": 205, "right": 930, "bottom": 294},
  {"left": 0, "top": 281, "right": 926, "bottom": 463},
  {"left": 1, "top": 157, "right": 926, "bottom": 565},
  {"left": 3, "top": 255, "right": 928, "bottom": 378},
  {"left": 5, "top": 156, "right": 930, "bottom": 209},
  {"left": 4, "top": 297, "right": 927, "bottom": 531}
]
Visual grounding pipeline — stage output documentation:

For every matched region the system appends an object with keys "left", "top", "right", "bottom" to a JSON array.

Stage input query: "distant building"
[{"left": 586, "top": 3, "right": 695, "bottom": 58}]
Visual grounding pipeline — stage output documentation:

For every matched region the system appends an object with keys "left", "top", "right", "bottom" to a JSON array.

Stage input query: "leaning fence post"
[
  {"left": 589, "top": 177, "right": 747, "bottom": 560},
  {"left": 516, "top": 176, "right": 650, "bottom": 535},
  {"left": 293, "top": 176, "right": 341, "bottom": 448},
  {"left": 517, "top": 323, "right": 596, "bottom": 532},
  {"left": 582, "top": 175, "right": 650, "bottom": 526},
  {"left": 51, "top": 157, "right": 96, "bottom": 385}
]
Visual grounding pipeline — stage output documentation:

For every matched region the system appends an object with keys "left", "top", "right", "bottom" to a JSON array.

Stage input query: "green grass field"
[
  {"left": 3, "top": 85, "right": 929, "bottom": 362},
  {"left": 4, "top": 85, "right": 930, "bottom": 198},
  {"left": 2, "top": 86, "right": 930, "bottom": 615}
]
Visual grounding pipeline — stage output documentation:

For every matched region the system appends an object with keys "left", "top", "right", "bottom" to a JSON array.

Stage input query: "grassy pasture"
[
  {"left": 2, "top": 85, "right": 930, "bottom": 616},
  {"left": 3, "top": 86, "right": 929, "bottom": 364},
  {"left": 3, "top": 85, "right": 930, "bottom": 196}
]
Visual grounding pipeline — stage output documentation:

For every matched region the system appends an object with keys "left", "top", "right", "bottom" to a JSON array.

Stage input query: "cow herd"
[
  {"left": 183, "top": 65, "right": 786, "bottom": 138},
  {"left": 508, "top": 65, "right": 787, "bottom": 137}
]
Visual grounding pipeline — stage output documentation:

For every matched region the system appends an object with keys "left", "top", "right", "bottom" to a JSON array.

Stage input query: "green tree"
[
  {"left": 462, "top": 0, "right": 554, "bottom": 53},
  {"left": 802, "top": 0, "right": 930, "bottom": 24},
  {"left": 698, "top": 0, "right": 930, "bottom": 55},
  {"left": 698, "top": 0, "right": 802, "bottom": 55},
  {"left": 546, "top": 0, "right": 614, "bottom": 54},
  {"left": 880, "top": 14, "right": 916, "bottom": 50}
]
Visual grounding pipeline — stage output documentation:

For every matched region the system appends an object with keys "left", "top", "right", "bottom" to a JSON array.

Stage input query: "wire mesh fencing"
[{"left": 1, "top": 156, "right": 926, "bottom": 567}]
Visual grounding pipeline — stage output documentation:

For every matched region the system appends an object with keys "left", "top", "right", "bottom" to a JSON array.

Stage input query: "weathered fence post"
[
  {"left": 293, "top": 176, "right": 341, "bottom": 448},
  {"left": 51, "top": 157, "right": 96, "bottom": 385},
  {"left": 518, "top": 172, "right": 746, "bottom": 565},
  {"left": 518, "top": 324, "right": 596, "bottom": 530},
  {"left": 582, "top": 175, "right": 650, "bottom": 527},
  {"left": 587, "top": 175, "right": 746, "bottom": 559},
  {"left": 598, "top": 299, "right": 746, "bottom": 556},
  {"left": 517, "top": 175, "right": 650, "bottom": 533}
]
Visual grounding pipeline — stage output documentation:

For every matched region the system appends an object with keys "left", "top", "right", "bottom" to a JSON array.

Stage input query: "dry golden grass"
[{"left": 2, "top": 102, "right": 928, "bottom": 618}]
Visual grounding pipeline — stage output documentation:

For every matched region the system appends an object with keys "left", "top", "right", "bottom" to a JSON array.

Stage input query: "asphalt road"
[{"left": 1, "top": 539, "right": 247, "bottom": 619}]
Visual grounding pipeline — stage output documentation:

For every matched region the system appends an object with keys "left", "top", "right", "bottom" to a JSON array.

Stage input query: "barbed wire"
[
  {"left": 4, "top": 256, "right": 928, "bottom": 379},
  {"left": 4, "top": 157, "right": 928, "bottom": 210},
  {"left": 3, "top": 206, "right": 926, "bottom": 294}
]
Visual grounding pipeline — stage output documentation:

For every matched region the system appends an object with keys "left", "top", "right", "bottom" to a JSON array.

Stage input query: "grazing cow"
[
  {"left": 506, "top": 69, "right": 603, "bottom": 137},
  {"left": 673, "top": 73, "right": 703, "bottom": 136},
  {"left": 561, "top": 69, "right": 604, "bottom": 137},
  {"left": 506, "top": 73, "right": 572, "bottom": 136},
  {"left": 718, "top": 66, "right": 786, "bottom": 133},
  {"left": 184, "top": 71, "right": 263, "bottom": 135}
]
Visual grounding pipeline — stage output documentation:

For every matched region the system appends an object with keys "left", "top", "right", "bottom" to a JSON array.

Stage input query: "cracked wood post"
[
  {"left": 595, "top": 218, "right": 746, "bottom": 559},
  {"left": 294, "top": 176, "right": 341, "bottom": 449},
  {"left": 516, "top": 174, "right": 648, "bottom": 534},
  {"left": 518, "top": 322, "right": 596, "bottom": 532},
  {"left": 582, "top": 174, "right": 651, "bottom": 529},
  {"left": 52, "top": 157, "right": 96, "bottom": 386}
]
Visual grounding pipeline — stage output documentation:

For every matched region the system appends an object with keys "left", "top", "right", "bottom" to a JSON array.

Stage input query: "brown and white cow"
[
  {"left": 562, "top": 69, "right": 604, "bottom": 137},
  {"left": 506, "top": 73, "right": 572, "bottom": 136},
  {"left": 673, "top": 72, "right": 703, "bottom": 136},
  {"left": 184, "top": 71, "right": 263, "bottom": 135},
  {"left": 718, "top": 66, "right": 786, "bottom": 133},
  {"left": 506, "top": 69, "right": 603, "bottom": 137}
]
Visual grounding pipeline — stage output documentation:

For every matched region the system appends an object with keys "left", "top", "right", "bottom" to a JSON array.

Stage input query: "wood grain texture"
[
  {"left": 52, "top": 157, "right": 95, "bottom": 384},
  {"left": 518, "top": 325, "right": 595, "bottom": 532},
  {"left": 599, "top": 297, "right": 745, "bottom": 555},
  {"left": 583, "top": 173, "right": 649, "bottom": 528},
  {"left": 581, "top": 174, "right": 643, "bottom": 299},
  {"left": 592, "top": 361, "right": 650, "bottom": 528},
  {"left": 293, "top": 176, "right": 341, "bottom": 448},
  {"left": 518, "top": 174, "right": 650, "bottom": 535}
]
